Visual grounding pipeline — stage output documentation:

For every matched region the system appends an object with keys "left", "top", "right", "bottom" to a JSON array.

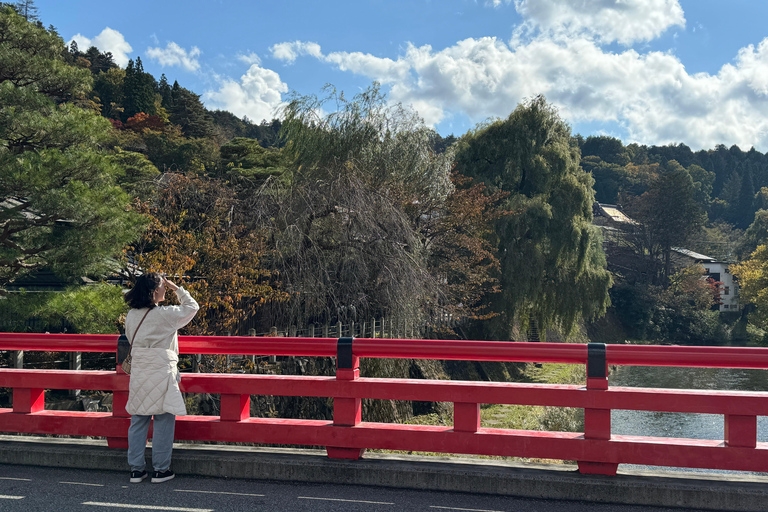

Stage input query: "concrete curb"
[{"left": 1, "top": 435, "right": 767, "bottom": 511}]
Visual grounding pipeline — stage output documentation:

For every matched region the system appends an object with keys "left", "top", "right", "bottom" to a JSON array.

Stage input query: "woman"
[{"left": 123, "top": 272, "right": 199, "bottom": 484}]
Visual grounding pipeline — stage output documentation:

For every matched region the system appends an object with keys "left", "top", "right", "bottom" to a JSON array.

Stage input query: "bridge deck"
[{"left": 1, "top": 435, "right": 766, "bottom": 512}]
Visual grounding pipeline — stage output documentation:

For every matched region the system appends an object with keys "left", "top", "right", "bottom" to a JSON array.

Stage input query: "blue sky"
[{"left": 34, "top": 0, "right": 768, "bottom": 151}]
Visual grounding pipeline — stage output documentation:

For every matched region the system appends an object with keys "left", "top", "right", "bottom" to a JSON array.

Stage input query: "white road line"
[
  {"left": 60, "top": 481, "right": 105, "bottom": 487},
  {"left": 0, "top": 495, "right": 24, "bottom": 500},
  {"left": 0, "top": 477, "right": 31, "bottom": 481},
  {"left": 175, "top": 489, "right": 265, "bottom": 497},
  {"left": 298, "top": 496, "right": 394, "bottom": 505},
  {"left": 430, "top": 506, "right": 505, "bottom": 512},
  {"left": 82, "top": 502, "right": 213, "bottom": 512}
]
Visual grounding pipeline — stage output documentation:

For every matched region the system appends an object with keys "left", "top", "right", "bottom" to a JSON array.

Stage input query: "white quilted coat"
[
  {"left": 126, "top": 348, "right": 187, "bottom": 416},
  {"left": 125, "top": 287, "right": 199, "bottom": 417}
]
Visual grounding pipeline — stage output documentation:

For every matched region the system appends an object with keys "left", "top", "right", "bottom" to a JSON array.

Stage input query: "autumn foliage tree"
[
  {"left": 732, "top": 244, "right": 768, "bottom": 330},
  {"left": 129, "top": 173, "right": 286, "bottom": 336},
  {"left": 425, "top": 172, "right": 508, "bottom": 330},
  {"left": 125, "top": 112, "right": 165, "bottom": 132}
]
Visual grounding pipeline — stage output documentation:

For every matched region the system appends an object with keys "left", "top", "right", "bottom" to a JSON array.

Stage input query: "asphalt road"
[{"left": 0, "top": 464, "right": 704, "bottom": 512}]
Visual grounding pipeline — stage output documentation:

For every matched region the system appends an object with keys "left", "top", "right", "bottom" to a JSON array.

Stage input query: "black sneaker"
[
  {"left": 129, "top": 470, "right": 147, "bottom": 483},
  {"left": 151, "top": 469, "right": 175, "bottom": 483}
]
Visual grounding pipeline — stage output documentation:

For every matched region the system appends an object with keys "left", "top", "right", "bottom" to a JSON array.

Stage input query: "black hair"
[{"left": 124, "top": 272, "right": 163, "bottom": 309}]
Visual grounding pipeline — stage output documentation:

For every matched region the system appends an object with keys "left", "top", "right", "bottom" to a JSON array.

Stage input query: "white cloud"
[
  {"left": 270, "top": 41, "right": 323, "bottom": 63},
  {"left": 324, "top": 51, "right": 410, "bottom": 84},
  {"left": 70, "top": 27, "right": 133, "bottom": 67},
  {"left": 513, "top": 0, "right": 686, "bottom": 46},
  {"left": 238, "top": 52, "right": 262, "bottom": 65},
  {"left": 146, "top": 42, "right": 201, "bottom": 72},
  {"left": 203, "top": 64, "right": 288, "bottom": 123},
  {"left": 268, "top": 34, "right": 768, "bottom": 151}
]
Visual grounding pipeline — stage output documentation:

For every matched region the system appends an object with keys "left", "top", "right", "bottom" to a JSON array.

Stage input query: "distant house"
[
  {"left": 670, "top": 247, "right": 739, "bottom": 312},
  {"left": 592, "top": 203, "right": 739, "bottom": 311},
  {"left": 592, "top": 203, "right": 637, "bottom": 247},
  {"left": 593, "top": 203, "right": 637, "bottom": 227}
]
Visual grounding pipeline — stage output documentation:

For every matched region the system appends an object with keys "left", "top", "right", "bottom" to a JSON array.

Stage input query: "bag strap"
[{"left": 127, "top": 308, "right": 151, "bottom": 355}]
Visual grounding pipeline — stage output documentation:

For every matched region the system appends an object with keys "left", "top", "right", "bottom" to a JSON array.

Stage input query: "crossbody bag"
[{"left": 121, "top": 308, "right": 151, "bottom": 374}]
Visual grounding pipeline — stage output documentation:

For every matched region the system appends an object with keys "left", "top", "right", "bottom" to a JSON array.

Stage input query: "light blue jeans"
[{"left": 127, "top": 413, "right": 176, "bottom": 472}]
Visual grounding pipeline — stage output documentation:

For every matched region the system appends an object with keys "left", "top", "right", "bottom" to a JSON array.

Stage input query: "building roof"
[
  {"left": 670, "top": 247, "right": 716, "bottom": 263},
  {"left": 595, "top": 203, "right": 637, "bottom": 224}
]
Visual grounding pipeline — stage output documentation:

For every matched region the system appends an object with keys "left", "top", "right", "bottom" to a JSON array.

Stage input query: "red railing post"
[
  {"left": 108, "top": 334, "right": 130, "bottom": 448},
  {"left": 327, "top": 337, "right": 365, "bottom": 460},
  {"left": 13, "top": 387, "right": 44, "bottom": 413},
  {"left": 578, "top": 343, "right": 618, "bottom": 475},
  {"left": 221, "top": 394, "right": 251, "bottom": 421},
  {"left": 725, "top": 415, "right": 757, "bottom": 448},
  {"left": 454, "top": 403, "right": 480, "bottom": 433}
]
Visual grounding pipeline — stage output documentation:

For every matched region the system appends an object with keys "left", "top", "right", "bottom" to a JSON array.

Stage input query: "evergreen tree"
[
  {"left": 454, "top": 96, "right": 611, "bottom": 338},
  {"left": 627, "top": 160, "right": 707, "bottom": 279},
  {"left": 169, "top": 85, "right": 214, "bottom": 138},
  {"left": 737, "top": 209, "right": 768, "bottom": 261},
  {"left": 122, "top": 56, "right": 156, "bottom": 120},
  {"left": 158, "top": 73, "right": 172, "bottom": 109},
  {"left": 92, "top": 67, "right": 125, "bottom": 120},
  {"left": 83, "top": 45, "right": 115, "bottom": 74},
  {"left": 219, "top": 137, "right": 284, "bottom": 183},
  {"left": 581, "top": 135, "right": 629, "bottom": 166},
  {"left": 0, "top": 7, "right": 145, "bottom": 287},
  {"left": 12, "top": 0, "right": 37, "bottom": 21}
]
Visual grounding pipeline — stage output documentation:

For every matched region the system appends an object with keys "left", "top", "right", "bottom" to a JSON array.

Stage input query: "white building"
[{"left": 670, "top": 248, "right": 739, "bottom": 312}]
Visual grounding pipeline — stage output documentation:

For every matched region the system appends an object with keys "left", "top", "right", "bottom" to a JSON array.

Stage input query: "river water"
[{"left": 609, "top": 365, "right": 768, "bottom": 473}]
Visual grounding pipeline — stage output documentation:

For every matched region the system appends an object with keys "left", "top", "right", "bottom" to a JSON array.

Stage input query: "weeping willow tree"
[
  {"left": 454, "top": 96, "right": 611, "bottom": 339},
  {"left": 255, "top": 84, "right": 454, "bottom": 329}
]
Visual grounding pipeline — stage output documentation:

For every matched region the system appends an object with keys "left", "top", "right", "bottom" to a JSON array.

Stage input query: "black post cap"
[
  {"left": 587, "top": 342, "right": 607, "bottom": 379},
  {"left": 337, "top": 337, "right": 354, "bottom": 369},
  {"left": 117, "top": 333, "right": 130, "bottom": 364}
]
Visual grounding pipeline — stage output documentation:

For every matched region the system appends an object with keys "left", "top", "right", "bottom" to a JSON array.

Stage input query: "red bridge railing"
[{"left": 1, "top": 333, "right": 767, "bottom": 475}]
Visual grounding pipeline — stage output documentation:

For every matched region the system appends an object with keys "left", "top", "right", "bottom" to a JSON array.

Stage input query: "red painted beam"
[
  {"left": 3, "top": 370, "right": 767, "bottom": 417},
  {"left": 0, "top": 370, "right": 127, "bottom": 391},
  {"left": 353, "top": 339, "right": 587, "bottom": 363},
  {"left": 0, "top": 410, "right": 128, "bottom": 437},
  {"left": 608, "top": 344, "right": 768, "bottom": 369},
  {"left": 0, "top": 333, "right": 117, "bottom": 352},
  {"left": 178, "top": 336, "right": 337, "bottom": 356}
]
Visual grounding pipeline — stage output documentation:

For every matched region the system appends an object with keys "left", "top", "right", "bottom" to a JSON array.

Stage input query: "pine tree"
[{"left": 0, "top": 6, "right": 145, "bottom": 287}]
